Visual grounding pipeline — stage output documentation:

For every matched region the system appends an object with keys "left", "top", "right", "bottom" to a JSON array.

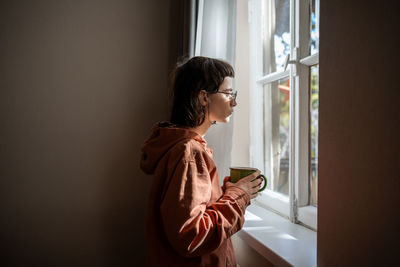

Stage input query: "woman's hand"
[{"left": 224, "top": 170, "right": 264, "bottom": 199}]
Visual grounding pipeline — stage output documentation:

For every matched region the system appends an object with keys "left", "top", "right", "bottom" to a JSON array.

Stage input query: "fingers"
[
  {"left": 249, "top": 189, "right": 259, "bottom": 199},
  {"left": 225, "top": 181, "right": 234, "bottom": 187},
  {"left": 226, "top": 170, "right": 264, "bottom": 200},
  {"left": 236, "top": 171, "right": 263, "bottom": 186},
  {"left": 251, "top": 177, "right": 264, "bottom": 188},
  {"left": 242, "top": 170, "right": 261, "bottom": 182},
  {"left": 249, "top": 177, "right": 263, "bottom": 188},
  {"left": 223, "top": 176, "right": 231, "bottom": 184},
  {"left": 249, "top": 182, "right": 262, "bottom": 196}
]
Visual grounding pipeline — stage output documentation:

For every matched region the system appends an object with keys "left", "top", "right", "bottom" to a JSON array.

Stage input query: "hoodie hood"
[{"left": 140, "top": 122, "right": 210, "bottom": 175}]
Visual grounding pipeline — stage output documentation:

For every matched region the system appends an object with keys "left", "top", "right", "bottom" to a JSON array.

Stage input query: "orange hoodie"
[{"left": 140, "top": 122, "right": 251, "bottom": 267}]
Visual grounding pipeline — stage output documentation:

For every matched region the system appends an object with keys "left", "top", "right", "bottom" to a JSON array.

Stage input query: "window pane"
[
  {"left": 309, "top": 0, "right": 319, "bottom": 55},
  {"left": 262, "top": 0, "right": 290, "bottom": 74},
  {"left": 310, "top": 65, "right": 319, "bottom": 206},
  {"left": 264, "top": 77, "right": 290, "bottom": 196}
]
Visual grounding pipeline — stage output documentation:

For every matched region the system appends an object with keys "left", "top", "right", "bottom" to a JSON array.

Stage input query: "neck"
[{"left": 190, "top": 120, "right": 213, "bottom": 137}]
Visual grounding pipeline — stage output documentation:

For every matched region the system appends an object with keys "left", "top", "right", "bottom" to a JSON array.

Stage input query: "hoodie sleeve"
[{"left": 160, "top": 143, "right": 250, "bottom": 258}]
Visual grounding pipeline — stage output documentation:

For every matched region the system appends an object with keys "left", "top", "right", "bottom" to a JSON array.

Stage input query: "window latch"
[{"left": 284, "top": 53, "right": 297, "bottom": 71}]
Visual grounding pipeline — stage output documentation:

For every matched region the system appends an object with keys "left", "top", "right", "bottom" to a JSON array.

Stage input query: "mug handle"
[{"left": 257, "top": 174, "right": 267, "bottom": 192}]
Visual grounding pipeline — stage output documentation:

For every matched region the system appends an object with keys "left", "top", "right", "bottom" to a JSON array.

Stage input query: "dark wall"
[
  {"left": 0, "top": 0, "right": 173, "bottom": 265},
  {"left": 318, "top": 0, "right": 399, "bottom": 266}
]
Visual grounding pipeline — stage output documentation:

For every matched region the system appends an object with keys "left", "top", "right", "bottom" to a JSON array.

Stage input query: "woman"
[{"left": 140, "top": 56, "right": 263, "bottom": 266}]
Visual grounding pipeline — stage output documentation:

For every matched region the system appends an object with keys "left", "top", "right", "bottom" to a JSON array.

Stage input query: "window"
[{"left": 248, "top": 0, "right": 319, "bottom": 229}]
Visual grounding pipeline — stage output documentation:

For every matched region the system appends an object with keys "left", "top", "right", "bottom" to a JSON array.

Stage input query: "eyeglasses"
[{"left": 215, "top": 91, "right": 237, "bottom": 101}]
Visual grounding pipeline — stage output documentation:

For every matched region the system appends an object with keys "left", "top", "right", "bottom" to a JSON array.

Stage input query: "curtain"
[{"left": 192, "top": 0, "right": 237, "bottom": 182}]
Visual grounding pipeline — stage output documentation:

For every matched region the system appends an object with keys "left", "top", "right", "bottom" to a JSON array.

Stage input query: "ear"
[{"left": 198, "top": 90, "right": 208, "bottom": 106}]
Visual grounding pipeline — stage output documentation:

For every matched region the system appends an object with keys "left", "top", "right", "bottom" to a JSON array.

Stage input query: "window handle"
[{"left": 284, "top": 53, "right": 297, "bottom": 71}]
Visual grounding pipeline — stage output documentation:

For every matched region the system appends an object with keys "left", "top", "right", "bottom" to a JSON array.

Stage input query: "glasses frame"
[{"left": 214, "top": 91, "right": 237, "bottom": 101}]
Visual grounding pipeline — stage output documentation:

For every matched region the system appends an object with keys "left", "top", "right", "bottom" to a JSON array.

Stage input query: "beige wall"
[
  {"left": 0, "top": 0, "right": 173, "bottom": 266},
  {"left": 318, "top": 0, "right": 399, "bottom": 266}
]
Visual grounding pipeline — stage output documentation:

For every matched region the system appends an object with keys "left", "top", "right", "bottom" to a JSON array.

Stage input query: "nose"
[{"left": 231, "top": 98, "right": 237, "bottom": 107}]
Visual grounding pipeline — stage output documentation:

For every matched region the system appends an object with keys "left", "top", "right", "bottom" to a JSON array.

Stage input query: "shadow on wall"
[
  {"left": 0, "top": 0, "right": 173, "bottom": 266},
  {"left": 103, "top": 118, "right": 153, "bottom": 266}
]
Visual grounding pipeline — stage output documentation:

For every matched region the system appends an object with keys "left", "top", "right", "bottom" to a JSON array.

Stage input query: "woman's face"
[{"left": 207, "top": 77, "right": 237, "bottom": 123}]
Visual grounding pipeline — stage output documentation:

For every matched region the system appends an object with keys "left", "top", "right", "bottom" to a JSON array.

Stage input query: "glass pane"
[
  {"left": 310, "top": 65, "right": 319, "bottom": 206},
  {"left": 309, "top": 0, "right": 319, "bottom": 55},
  {"left": 262, "top": 0, "right": 290, "bottom": 74},
  {"left": 263, "top": 77, "right": 290, "bottom": 196}
]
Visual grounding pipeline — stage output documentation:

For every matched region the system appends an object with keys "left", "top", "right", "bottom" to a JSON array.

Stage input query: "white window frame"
[{"left": 248, "top": 0, "right": 319, "bottom": 230}]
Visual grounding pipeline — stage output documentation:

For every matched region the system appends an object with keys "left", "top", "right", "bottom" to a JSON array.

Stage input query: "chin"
[
  {"left": 221, "top": 116, "right": 231, "bottom": 123},
  {"left": 212, "top": 113, "right": 232, "bottom": 124}
]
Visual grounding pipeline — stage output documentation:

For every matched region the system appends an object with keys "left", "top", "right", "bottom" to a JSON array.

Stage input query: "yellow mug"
[{"left": 229, "top": 167, "right": 267, "bottom": 192}]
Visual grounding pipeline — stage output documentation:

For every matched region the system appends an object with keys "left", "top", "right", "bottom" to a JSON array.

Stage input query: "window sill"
[{"left": 237, "top": 204, "right": 316, "bottom": 267}]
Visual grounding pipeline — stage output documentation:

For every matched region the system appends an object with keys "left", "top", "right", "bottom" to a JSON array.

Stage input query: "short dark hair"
[{"left": 170, "top": 56, "right": 235, "bottom": 128}]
